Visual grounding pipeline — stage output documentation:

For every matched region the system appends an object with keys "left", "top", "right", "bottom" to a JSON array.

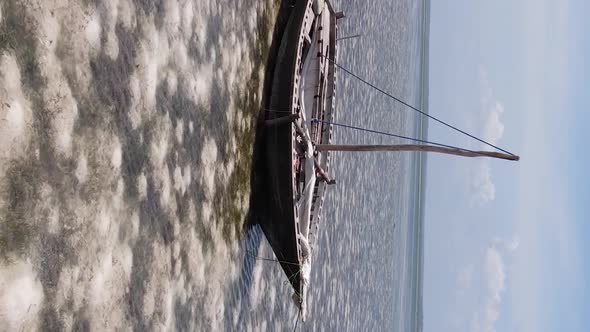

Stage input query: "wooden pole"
[{"left": 315, "top": 144, "right": 519, "bottom": 161}]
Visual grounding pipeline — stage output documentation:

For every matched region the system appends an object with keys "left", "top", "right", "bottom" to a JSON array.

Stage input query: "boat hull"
[{"left": 261, "top": 0, "right": 311, "bottom": 295}]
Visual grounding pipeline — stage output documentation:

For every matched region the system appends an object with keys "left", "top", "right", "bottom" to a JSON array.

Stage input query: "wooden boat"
[
  {"left": 261, "top": 0, "right": 343, "bottom": 320},
  {"left": 260, "top": 0, "right": 518, "bottom": 321}
]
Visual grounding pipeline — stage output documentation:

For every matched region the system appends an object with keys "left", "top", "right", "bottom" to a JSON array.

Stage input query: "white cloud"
[
  {"left": 473, "top": 246, "right": 505, "bottom": 332},
  {"left": 492, "top": 237, "right": 520, "bottom": 252},
  {"left": 481, "top": 102, "right": 505, "bottom": 147},
  {"left": 468, "top": 239, "right": 518, "bottom": 332},
  {"left": 471, "top": 161, "right": 496, "bottom": 204},
  {"left": 470, "top": 67, "right": 506, "bottom": 205}
]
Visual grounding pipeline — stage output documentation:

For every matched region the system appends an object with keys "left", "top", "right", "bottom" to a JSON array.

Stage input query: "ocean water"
[
  {"left": 0, "top": 0, "right": 428, "bottom": 330},
  {"left": 316, "top": 1, "right": 430, "bottom": 330}
]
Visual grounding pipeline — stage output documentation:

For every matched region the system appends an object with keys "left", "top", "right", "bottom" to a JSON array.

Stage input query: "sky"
[{"left": 424, "top": 1, "right": 589, "bottom": 332}]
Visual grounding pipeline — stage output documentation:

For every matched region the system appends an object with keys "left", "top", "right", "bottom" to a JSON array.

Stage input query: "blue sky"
[{"left": 425, "top": 0, "right": 589, "bottom": 331}]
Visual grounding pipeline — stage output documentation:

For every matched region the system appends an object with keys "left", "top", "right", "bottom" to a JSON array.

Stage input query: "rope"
[
  {"left": 325, "top": 57, "right": 516, "bottom": 156},
  {"left": 294, "top": 309, "right": 301, "bottom": 331},
  {"left": 245, "top": 251, "right": 302, "bottom": 289},
  {"left": 246, "top": 251, "right": 301, "bottom": 267},
  {"left": 286, "top": 269, "right": 302, "bottom": 285},
  {"left": 245, "top": 250, "right": 304, "bottom": 329},
  {"left": 313, "top": 118, "right": 491, "bottom": 156}
]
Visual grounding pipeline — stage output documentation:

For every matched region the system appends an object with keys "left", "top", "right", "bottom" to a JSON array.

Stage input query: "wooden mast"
[{"left": 315, "top": 144, "right": 519, "bottom": 161}]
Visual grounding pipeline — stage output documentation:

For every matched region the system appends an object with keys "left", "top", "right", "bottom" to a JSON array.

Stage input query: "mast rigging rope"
[
  {"left": 312, "top": 118, "right": 501, "bottom": 157},
  {"left": 325, "top": 57, "right": 516, "bottom": 156}
]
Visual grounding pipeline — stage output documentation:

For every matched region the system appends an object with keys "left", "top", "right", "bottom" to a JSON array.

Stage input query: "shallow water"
[{"left": 0, "top": 0, "right": 428, "bottom": 330}]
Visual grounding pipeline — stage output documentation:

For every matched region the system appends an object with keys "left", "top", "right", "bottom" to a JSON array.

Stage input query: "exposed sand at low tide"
[{"left": 0, "top": 0, "right": 294, "bottom": 330}]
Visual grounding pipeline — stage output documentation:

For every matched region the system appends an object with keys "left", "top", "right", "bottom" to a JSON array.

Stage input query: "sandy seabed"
[{"left": 0, "top": 0, "right": 295, "bottom": 330}]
